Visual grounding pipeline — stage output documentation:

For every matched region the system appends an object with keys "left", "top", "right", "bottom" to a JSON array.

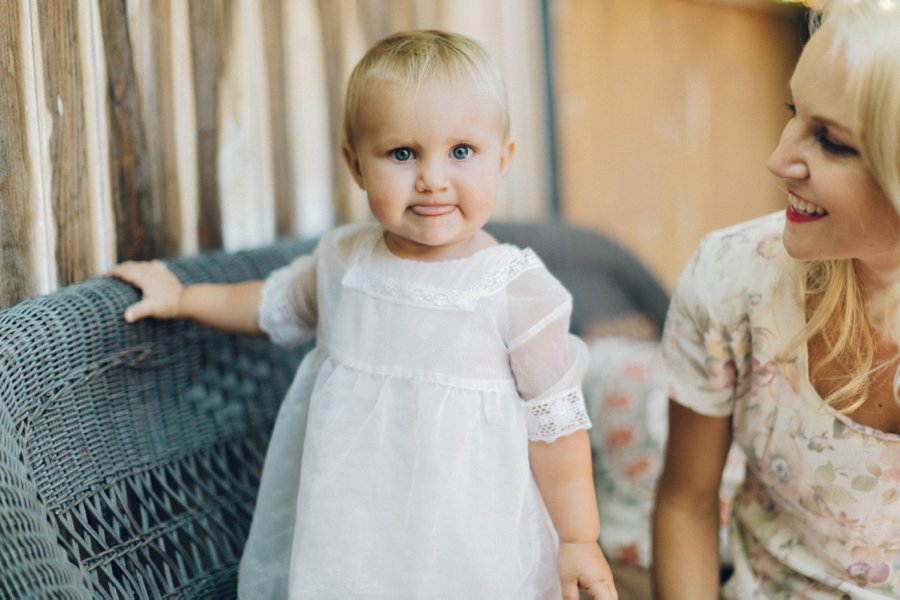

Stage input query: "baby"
[{"left": 111, "top": 29, "right": 617, "bottom": 600}]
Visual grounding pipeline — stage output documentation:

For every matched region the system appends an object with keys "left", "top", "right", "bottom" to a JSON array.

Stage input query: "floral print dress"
[{"left": 655, "top": 211, "right": 900, "bottom": 598}]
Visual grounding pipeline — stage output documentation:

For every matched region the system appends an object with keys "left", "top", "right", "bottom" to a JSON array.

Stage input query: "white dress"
[
  {"left": 655, "top": 211, "right": 900, "bottom": 598},
  {"left": 238, "top": 223, "right": 591, "bottom": 600}
]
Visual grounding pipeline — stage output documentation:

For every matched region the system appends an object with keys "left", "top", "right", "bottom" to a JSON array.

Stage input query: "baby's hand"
[
  {"left": 558, "top": 541, "right": 618, "bottom": 600},
  {"left": 108, "top": 260, "right": 184, "bottom": 322}
]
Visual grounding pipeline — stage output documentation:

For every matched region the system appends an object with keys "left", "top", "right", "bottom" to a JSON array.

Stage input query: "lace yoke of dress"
[{"left": 342, "top": 242, "right": 542, "bottom": 311}]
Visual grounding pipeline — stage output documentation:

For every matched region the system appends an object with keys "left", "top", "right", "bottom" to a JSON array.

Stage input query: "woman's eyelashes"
[
  {"left": 815, "top": 130, "right": 858, "bottom": 157},
  {"left": 784, "top": 101, "right": 858, "bottom": 157}
]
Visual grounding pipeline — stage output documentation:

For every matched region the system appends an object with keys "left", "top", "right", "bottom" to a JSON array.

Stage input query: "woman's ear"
[{"left": 341, "top": 142, "right": 366, "bottom": 190}]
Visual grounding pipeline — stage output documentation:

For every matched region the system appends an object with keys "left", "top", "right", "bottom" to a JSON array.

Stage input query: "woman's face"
[{"left": 766, "top": 24, "right": 900, "bottom": 287}]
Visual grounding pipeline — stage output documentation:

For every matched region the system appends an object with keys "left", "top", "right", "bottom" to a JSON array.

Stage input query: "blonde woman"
[{"left": 652, "top": 0, "right": 900, "bottom": 597}]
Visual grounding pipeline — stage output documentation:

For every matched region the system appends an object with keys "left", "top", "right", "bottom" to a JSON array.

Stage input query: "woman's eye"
[
  {"left": 815, "top": 130, "right": 858, "bottom": 157},
  {"left": 390, "top": 148, "right": 413, "bottom": 161},
  {"left": 451, "top": 145, "right": 472, "bottom": 160},
  {"left": 784, "top": 100, "right": 858, "bottom": 157}
]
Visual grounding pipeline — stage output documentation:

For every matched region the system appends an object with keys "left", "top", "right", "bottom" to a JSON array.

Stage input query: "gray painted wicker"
[
  {"left": 0, "top": 238, "right": 314, "bottom": 599},
  {"left": 0, "top": 222, "right": 667, "bottom": 599}
]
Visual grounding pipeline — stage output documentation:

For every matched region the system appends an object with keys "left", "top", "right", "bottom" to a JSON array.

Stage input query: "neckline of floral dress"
[{"left": 796, "top": 328, "right": 900, "bottom": 442}]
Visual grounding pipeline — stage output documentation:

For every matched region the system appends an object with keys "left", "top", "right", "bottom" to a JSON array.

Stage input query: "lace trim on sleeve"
[
  {"left": 258, "top": 264, "right": 312, "bottom": 347},
  {"left": 523, "top": 387, "right": 592, "bottom": 443}
]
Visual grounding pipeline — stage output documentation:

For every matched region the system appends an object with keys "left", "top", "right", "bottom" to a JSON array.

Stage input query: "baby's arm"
[
  {"left": 507, "top": 265, "right": 617, "bottom": 598},
  {"left": 530, "top": 432, "right": 617, "bottom": 600},
  {"left": 109, "top": 260, "right": 265, "bottom": 336}
]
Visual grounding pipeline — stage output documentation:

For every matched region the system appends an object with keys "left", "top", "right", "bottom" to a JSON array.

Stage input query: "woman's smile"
[{"left": 786, "top": 192, "right": 828, "bottom": 222}]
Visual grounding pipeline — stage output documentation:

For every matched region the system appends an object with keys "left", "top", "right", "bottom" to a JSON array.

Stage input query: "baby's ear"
[
  {"left": 499, "top": 137, "right": 516, "bottom": 176},
  {"left": 341, "top": 142, "right": 366, "bottom": 190}
]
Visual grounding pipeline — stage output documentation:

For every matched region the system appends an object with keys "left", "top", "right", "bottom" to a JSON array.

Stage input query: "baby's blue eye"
[
  {"left": 451, "top": 145, "right": 471, "bottom": 160},
  {"left": 390, "top": 148, "right": 413, "bottom": 161}
]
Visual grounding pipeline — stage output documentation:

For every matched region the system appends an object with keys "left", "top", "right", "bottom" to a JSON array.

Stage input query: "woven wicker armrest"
[{"left": 0, "top": 237, "right": 314, "bottom": 599}]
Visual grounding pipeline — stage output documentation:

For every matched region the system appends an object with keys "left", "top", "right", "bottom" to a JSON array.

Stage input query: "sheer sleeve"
[
  {"left": 258, "top": 253, "right": 318, "bottom": 348},
  {"left": 507, "top": 265, "right": 591, "bottom": 442}
]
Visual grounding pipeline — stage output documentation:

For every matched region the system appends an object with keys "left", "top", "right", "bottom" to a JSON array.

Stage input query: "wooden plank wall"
[
  {"left": 0, "top": 0, "right": 551, "bottom": 307},
  {"left": 551, "top": 0, "right": 806, "bottom": 290}
]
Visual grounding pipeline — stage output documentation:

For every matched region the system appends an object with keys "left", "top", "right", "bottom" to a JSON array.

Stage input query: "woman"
[{"left": 652, "top": 0, "right": 900, "bottom": 597}]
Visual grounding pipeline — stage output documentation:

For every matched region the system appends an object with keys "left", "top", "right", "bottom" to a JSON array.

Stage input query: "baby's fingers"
[
  {"left": 108, "top": 259, "right": 171, "bottom": 286},
  {"left": 563, "top": 582, "right": 617, "bottom": 600},
  {"left": 581, "top": 582, "right": 618, "bottom": 600},
  {"left": 561, "top": 581, "right": 582, "bottom": 600},
  {"left": 108, "top": 260, "right": 183, "bottom": 321},
  {"left": 122, "top": 298, "right": 158, "bottom": 323}
]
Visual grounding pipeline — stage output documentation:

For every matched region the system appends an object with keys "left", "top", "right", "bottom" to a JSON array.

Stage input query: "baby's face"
[{"left": 343, "top": 75, "right": 514, "bottom": 261}]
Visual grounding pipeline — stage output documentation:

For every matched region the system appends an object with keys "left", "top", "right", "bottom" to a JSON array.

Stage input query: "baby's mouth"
[{"left": 411, "top": 205, "right": 455, "bottom": 217}]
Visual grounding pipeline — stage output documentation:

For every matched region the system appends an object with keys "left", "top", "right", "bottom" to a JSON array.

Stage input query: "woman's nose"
[{"left": 766, "top": 122, "right": 809, "bottom": 181}]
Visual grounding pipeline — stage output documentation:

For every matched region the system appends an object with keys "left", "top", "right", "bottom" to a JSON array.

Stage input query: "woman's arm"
[
  {"left": 652, "top": 400, "right": 732, "bottom": 600},
  {"left": 530, "top": 430, "right": 617, "bottom": 600},
  {"left": 109, "top": 260, "right": 265, "bottom": 336}
]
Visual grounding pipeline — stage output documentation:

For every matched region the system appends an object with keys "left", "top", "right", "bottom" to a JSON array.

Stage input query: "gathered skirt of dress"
[{"left": 239, "top": 350, "right": 561, "bottom": 600}]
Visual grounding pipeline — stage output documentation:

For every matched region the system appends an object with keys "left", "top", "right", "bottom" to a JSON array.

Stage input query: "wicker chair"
[{"left": 0, "top": 221, "right": 668, "bottom": 599}]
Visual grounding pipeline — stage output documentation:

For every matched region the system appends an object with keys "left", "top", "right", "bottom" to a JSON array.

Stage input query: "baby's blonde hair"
[
  {"left": 795, "top": 0, "right": 900, "bottom": 411},
  {"left": 341, "top": 30, "right": 510, "bottom": 151}
]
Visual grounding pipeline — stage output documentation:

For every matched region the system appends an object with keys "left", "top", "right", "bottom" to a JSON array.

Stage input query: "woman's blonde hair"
[
  {"left": 796, "top": 0, "right": 900, "bottom": 411},
  {"left": 341, "top": 30, "right": 509, "bottom": 151}
]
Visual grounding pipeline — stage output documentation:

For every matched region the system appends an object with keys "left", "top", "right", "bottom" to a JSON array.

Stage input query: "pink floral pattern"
[
  {"left": 657, "top": 212, "right": 900, "bottom": 598},
  {"left": 584, "top": 337, "right": 744, "bottom": 569}
]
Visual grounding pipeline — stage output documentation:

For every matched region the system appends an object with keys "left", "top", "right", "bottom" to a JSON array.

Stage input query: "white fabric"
[
  {"left": 238, "top": 223, "right": 591, "bottom": 599},
  {"left": 654, "top": 211, "right": 900, "bottom": 598}
]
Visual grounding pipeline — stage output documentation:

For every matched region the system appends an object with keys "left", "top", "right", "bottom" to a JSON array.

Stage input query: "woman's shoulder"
[
  {"left": 696, "top": 211, "right": 785, "bottom": 261},
  {"left": 672, "top": 211, "right": 800, "bottom": 322},
  {"left": 685, "top": 212, "right": 787, "bottom": 284}
]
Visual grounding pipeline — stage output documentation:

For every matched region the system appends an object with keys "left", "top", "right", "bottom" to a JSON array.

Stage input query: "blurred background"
[{"left": 0, "top": 0, "right": 809, "bottom": 307}]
